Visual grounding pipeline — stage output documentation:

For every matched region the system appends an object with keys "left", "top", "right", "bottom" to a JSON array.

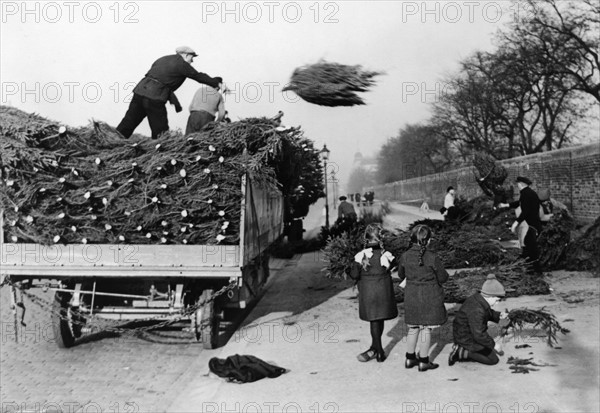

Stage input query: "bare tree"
[
  {"left": 375, "top": 124, "right": 453, "bottom": 184},
  {"left": 501, "top": 1, "right": 594, "bottom": 152},
  {"left": 376, "top": 135, "right": 404, "bottom": 184},
  {"left": 434, "top": 56, "right": 509, "bottom": 157},
  {"left": 432, "top": 3, "right": 592, "bottom": 158},
  {"left": 515, "top": 0, "right": 600, "bottom": 102}
]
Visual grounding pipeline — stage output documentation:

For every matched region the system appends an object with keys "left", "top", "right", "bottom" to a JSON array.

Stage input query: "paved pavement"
[
  {"left": 0, "top": 284, "right": 216, "bottom": 412},
  {"left": 167, "top": 201, "right": 599, "bottom": 413},
  {"left": 3, "top": 202, "right": 597, "bottom": 412},
  {"left": 382, "top": 201, "right": 444, "bottom": 230},
  {"left": 0, "top": 196, "right": 342, "bottom": 413},
  {"left": 164, "top": 201, "right": 446, "bottom": 412},
  {"left": 304, "top": 198, "right": 443, "bottom": 233}
]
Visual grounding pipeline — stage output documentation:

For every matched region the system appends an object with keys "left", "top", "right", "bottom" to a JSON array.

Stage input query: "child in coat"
[
  {"left": 398, "top": 224, "right": 449, "bottom": 372},
  {"left": 448, "top": 274, "right": 507, "bottom": 366},
  {"left": 349, "top": 224, "right": 398, "bottom": 363}
]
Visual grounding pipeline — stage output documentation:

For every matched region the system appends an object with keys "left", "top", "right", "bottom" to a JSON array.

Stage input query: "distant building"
[{"left": 346, "top": 151, "right": 377, "bottom": 195}]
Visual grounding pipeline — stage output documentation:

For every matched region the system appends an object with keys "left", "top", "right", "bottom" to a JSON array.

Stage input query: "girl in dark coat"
[
  {"left": 398, "top": 224, "right": 449, "bottom": 372},
  {"left": 349, "top": 224, "right": 398, "bottom": 362}
]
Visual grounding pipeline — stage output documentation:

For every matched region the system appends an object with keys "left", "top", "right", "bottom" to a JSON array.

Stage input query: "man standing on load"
[
  {"left": 186, "top": 78, "right": 226, "bottom": 134},
  {"left": 117, "top": 46, "right": 222, "bottom": 139}
]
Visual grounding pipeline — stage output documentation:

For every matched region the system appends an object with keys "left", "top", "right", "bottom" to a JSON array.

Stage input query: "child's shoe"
[
  {"left": 418, "top": 357, "right": 439, "bottom": 372},
  {"left": 357, "top": 348, "right": 377, "bottom": 362},
  {"left": 405, "top": 352, "right": 419, "bottom": 369},
  {"left": 448, "top": 344, "right": 461, "bottom": 366}
]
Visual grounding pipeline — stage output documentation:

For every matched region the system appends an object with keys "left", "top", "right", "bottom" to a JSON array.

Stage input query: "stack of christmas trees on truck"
[{"left": 0, "top": 106, "right": 323, "bottom": 246}]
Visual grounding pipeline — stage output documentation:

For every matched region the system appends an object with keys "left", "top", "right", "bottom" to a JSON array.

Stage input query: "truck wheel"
[
  {"left": 199, "top": 289, "right": 219, "bottom": 349},
  {"left": 261, "top": 254, "right": 270, "bottom": 282},
  {"left": 51, "top": 292, "right": 76, "bottom": 348}
]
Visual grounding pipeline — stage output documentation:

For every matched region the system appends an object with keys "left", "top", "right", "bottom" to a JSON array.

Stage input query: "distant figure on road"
[
  {"left": 366, "top": 191, "right": 375, "bottom": 206},
  {"left": 442, "top": 186, "right": 457, "bottom": 220},
  {"left": 338, "top": 196, "right": 357, "bottom": 221},
  {"left": 349, "top": 224, "right": 398, "bottom": 363},
  {"left": 355, "top": 192, "right": 362, "bottom": 206}
]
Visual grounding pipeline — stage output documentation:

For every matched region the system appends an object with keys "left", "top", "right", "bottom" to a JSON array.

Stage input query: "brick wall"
[{"left": 368, "top": 143, "right": 600, "bottom": 223}]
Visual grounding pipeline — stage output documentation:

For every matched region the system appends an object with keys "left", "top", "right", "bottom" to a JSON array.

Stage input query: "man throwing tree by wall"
[{"left": 498, "top": 176, "right": 543, "bottom": 275}]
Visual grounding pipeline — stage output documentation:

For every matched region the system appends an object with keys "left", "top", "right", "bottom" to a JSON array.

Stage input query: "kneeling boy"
[{"left": 449, "top": 274, "right": 507, "bottom": 365}]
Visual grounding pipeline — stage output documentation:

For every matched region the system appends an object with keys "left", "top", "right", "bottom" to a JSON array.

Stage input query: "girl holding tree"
[{"left": 349, "top": 224, "right": 398, "bottom": 362}]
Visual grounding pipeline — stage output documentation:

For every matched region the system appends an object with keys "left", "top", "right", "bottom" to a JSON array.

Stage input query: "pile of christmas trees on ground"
[
  {"left": 321, "top": 219, "right": 549, "bottom": 303},
  {"left": 561, "top": 215, "right": 600, "bottom": 273},
  {"left": 322, "top": 150, "right": 597, "bottom": 299},
  {"left": 463, "top": 152, "right": 596, "bottom": 273},
  {"left": 0, "top": 106, "right": 323, "bottom": 245}
]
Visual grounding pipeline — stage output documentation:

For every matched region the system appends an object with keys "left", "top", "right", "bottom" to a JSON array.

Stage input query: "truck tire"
[
  {"left": 199, "top": 289, "right": 219, "bottom": 349},
  {"left": 260, "top": 254, "right": 270, "bottom": 285},
  {"left": 288, "top": 219, "right": 303, "bottom": 242},
  {"left": 51, "top": 292, "right": 76, "bottom": 348}
]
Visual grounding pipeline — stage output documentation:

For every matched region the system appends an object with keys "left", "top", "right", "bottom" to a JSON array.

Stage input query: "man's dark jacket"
[
  {"left": 133, "top": 54, "right": 219, "bottom": 103},
  {"left": 510, "top": 186, "right": 542, "bottom": 232},
  {"left": 338, "top": 200, "right": 357, "bottom": 219},
  {"left": 453, "top": 293, "right": 500, "bottom": 352}
]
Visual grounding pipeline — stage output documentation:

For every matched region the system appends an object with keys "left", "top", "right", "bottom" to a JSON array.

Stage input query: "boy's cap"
[
  {"left": 516, "top": 176, "right": 532, "bottom": 185},
  {"left": 481, "top": 274, "right": 506, "bottom": 297}
]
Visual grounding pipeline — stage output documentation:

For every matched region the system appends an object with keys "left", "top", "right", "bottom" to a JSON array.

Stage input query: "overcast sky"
[{"left": 2, "top": 0, "right": 528, "bottom": 191}]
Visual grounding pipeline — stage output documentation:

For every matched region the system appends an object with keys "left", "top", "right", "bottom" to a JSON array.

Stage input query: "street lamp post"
[
  {"left": 319, "top": 144, "right": 331, "bottom": 228},
  {"left": 331, "top": 170, "right": 337, "bottom": 210}
]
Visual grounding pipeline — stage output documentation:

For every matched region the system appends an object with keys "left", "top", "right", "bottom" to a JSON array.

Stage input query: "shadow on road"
[{"left": 383, "top": 307, "right": 455, "bottom": 362}]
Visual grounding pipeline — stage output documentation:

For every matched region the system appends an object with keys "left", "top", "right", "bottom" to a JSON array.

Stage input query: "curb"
[{"left": 165, "top": 257, "right": 298, "bottom": 411}]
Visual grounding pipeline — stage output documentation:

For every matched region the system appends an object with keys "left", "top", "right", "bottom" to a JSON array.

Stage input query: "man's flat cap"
[{"left": 176, "top": 46, "right": 198, "bottom": 57}]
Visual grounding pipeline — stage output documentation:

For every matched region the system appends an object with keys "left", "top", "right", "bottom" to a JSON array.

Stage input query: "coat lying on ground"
[{"left": 209, "top": 355, "right": 287, "bottom": 383}]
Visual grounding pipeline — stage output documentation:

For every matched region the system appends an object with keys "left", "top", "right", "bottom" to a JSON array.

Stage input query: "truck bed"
[{"left": 1, "top": 244, "right": 241, "bottom": 279}]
